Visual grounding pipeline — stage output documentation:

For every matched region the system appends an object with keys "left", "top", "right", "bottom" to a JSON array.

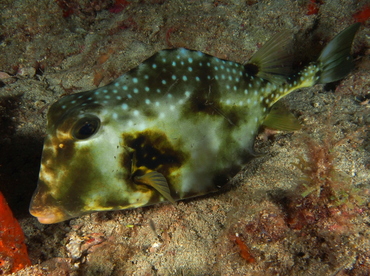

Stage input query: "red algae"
[
  {"left": 353, "top": 5, "right": 370, "bottom": 23},
  {"left": 230, "top": 234, "right": 256, "bottom": 263},
  {"left": 0, "top": 192, "right": 31, "bottom": 274}
]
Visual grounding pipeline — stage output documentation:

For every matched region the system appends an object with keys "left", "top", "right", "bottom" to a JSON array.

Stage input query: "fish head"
[{"left": 29, "top": 93, "right": 153, "bottom": 224}]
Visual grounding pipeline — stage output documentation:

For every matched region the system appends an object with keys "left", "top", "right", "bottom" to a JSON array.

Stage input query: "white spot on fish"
[{"left": 121, "top": 103, "right": 128, "bottom": 110}]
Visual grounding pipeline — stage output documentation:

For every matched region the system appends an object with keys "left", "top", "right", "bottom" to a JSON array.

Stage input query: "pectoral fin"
[{"left": 134, "top": 171, "right": 176, "bottom": 204}]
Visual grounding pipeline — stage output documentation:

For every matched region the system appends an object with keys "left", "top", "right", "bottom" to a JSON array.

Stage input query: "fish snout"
[{"left": 29, "top": 182, "right": 72, "bottom": 224}]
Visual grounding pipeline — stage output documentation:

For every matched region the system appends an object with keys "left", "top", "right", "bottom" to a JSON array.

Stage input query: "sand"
[{"left": 0, "top": 0, "right": 369, "bottom": 275}]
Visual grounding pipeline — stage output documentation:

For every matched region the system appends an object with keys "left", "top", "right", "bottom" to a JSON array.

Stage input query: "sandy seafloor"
[{"left": 0, "top": 0, "right": 369, "bottom": 275}]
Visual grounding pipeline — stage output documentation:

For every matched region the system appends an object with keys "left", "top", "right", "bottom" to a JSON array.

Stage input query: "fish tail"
[{"left": 317, "top": 23, "right": 360, "bottom": 84}]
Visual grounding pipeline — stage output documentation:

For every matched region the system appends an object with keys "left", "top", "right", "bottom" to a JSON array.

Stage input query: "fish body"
[{"left": 30, "top": 24, "right": 360, "bottom": 224}]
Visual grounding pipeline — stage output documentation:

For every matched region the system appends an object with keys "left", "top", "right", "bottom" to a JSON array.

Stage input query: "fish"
[{"left": 29, "top": 23, "right": 360, "bottom": 224}]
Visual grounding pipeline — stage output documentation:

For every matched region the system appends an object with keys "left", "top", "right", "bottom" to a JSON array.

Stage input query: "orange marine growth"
[
  {"left": 231, "top": 234, "right": 256, "bottom": 263},
  {"left": 0, "top": 192, "right": 31, "bottom": 274},
  {"left": 353, "top": 5, "right": 370, "bottom": 23}
]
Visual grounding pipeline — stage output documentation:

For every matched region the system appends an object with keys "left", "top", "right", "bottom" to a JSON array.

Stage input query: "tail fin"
[{"left": 317, "top": 23, "right": 360, "bottom": 83}]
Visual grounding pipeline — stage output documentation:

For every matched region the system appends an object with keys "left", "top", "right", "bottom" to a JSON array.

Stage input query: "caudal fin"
[{"left": 317, "top": 23, "right": 360, "bottom": 84}]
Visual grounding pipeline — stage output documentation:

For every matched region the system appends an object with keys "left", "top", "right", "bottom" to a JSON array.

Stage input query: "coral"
[{"left": 0, "top": 192, "right": 31, "bottom": 274}]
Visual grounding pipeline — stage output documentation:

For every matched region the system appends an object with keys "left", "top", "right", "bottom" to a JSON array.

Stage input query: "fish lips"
[{"left": 29, "top": 180, "right": 74, "bottom": 224}]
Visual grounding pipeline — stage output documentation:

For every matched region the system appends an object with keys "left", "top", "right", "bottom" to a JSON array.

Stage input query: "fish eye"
[{"left": 72, "top": 116, "right": 101, "bottom": 140}]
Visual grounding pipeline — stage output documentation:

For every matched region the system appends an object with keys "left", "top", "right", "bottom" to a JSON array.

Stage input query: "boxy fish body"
[{"left": 30, "top": 24, "right": 360, "bottom": 224}]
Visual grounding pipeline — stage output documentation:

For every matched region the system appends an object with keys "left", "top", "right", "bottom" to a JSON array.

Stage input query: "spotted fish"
[{"left": 29, "top": 24, "right": 360, "bottom": 224}]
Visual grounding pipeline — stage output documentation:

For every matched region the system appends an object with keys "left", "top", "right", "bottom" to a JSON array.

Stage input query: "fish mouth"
[
  {"left": 29, "top": 205, "right": 71, "bottom": 224},
  {"left": 29, "top": 179, "right": 73, "bottom": 224}
]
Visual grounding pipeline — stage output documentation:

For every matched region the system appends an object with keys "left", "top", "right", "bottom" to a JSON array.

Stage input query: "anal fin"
[{"left": 262, "top": 102, "right": 301, "bottom": 131}]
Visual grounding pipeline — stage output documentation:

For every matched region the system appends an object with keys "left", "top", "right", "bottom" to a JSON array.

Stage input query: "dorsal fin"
[{"left": 246, "top": 31, "right": 294, "bottom": 83}]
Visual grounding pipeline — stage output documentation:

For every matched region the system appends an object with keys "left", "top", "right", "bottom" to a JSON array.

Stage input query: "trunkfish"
[{"left": 30, "top": 23, "right": 360, "bottom": 223}]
